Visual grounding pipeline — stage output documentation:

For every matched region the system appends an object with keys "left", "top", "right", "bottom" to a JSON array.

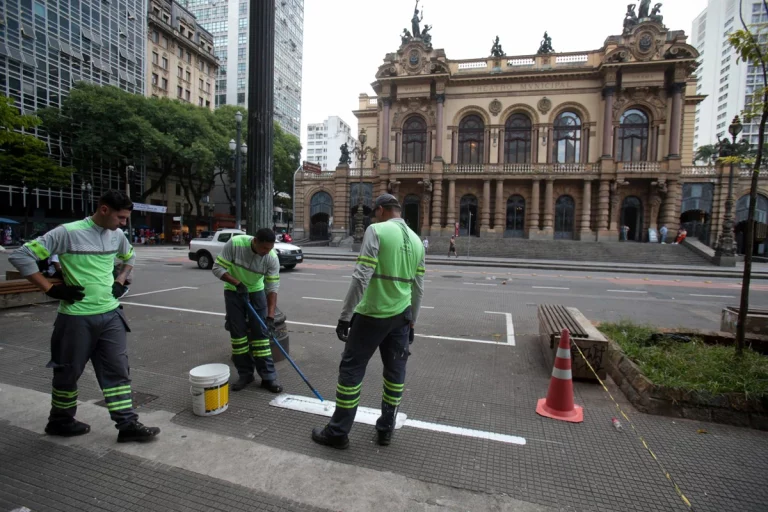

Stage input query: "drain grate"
[{"left": 95, "top": 391, "right": 158, "bottom": 409}]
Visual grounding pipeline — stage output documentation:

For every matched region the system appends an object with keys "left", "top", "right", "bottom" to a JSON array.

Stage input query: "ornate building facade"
[{"left": 294, "top": 8, "right": 768, "bottom": 255}]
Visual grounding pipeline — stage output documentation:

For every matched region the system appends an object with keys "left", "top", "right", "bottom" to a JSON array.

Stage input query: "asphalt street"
[{"left": 1, "top": 246, "right": 768, "bottom": 512}]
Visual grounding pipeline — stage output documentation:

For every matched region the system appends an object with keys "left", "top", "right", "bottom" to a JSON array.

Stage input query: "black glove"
[
  {"left": 266, "top": 316, "right": 275, "bottom": 331},
  {"left": 46, "top": 284, "right": 85, "bottom": 304},
  {"left": 112, "top": 281, "right": 129, "bottom": 299},
  {"left": 409, "top": 325, "right": 415, "bottom": 344},
  {"left": 235, "top": 282, "right": 249, "bottom": 295},
  {"left": 336, "top": 319, "right": 351, "bottom": 342}
]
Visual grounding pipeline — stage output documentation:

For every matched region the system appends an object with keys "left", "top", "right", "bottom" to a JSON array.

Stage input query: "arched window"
[
  {"left": 618, "top": 108, "right": 649, "bottom": 162},
  {"left": 736, "top": 194, "right": 768, "bottom": 224},
  {"left": 554, "top": 195, "right": 575, "bottom": 239},
  {"left": 402, "top": 116, "right": 427, "bottom": 164},
  {"left": 505, "top": 195, "right": 525, "bottom": 238},
  {"left": 310, "top": 191, "right": 333, "bottom": 216},
  {"left": 309, "top": 191, "right": 333, "bottom": 240},
  {"left": 552, "top": 111, "right": 581, "bottom": 164},
  {"left": 458, "top": 115, "right": 485, "bottom": 164},
  {"left": 504, "top": 114, "right": 532, "bottom": 163}
]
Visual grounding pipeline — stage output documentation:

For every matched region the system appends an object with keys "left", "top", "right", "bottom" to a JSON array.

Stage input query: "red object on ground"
[
  {"left": 536, "top": 328, "right": 584, "bottom": 423},
  {"left": 282, "top": 233, "right": 292, "bottom": 243}
]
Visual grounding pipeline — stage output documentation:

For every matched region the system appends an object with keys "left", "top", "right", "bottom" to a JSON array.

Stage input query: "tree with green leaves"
[{"left": 727, "top": 2, "right": 768, "bottom": 355}]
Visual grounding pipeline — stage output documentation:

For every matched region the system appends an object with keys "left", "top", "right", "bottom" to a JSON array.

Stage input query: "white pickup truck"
[{"left": 188, "top": 229, "right": 304, "bottom": 270}]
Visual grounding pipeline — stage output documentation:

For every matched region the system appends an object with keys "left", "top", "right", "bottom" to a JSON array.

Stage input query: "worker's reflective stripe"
[
  {"left": 103, "top": 385, "right": 132, "bottom": 398},
  {"left": 251, "top": 339, "right": 270, "bottom": 346},
  {"left": 383, "top": 379, "right": 404, "bottom": 392},
  {"left": 357, "top": 260, "right": 376, "bottom": 269},
  {"left": 252, "top": 348, "right": 272, "bottom": 357},
  {"left": 52, "top": 388, "right": 78, "bottom": 399},
  {"left": 265, "top": 276, "right": 279, "bottom": 282},
  {"left": 336, "top": 382, "right": 362, "bottom": 395},
  {"left": 357, "top": 255, "right": 378, "bottom": 266},
  {"left": 552, "top": 368, "right": 572, "bottom": 380},
  {"left": 232, "top": 346, "right": 249, "bottom": 355},
  {"left": 25, "top": 240, "right": 51, "bottom": 260},
  {"left": 334, "top": 397, "right": 360, "bottom": 409},
  {"left": 382, "top": 393, "right": 402, "bottom": 406},
  {"left": 117, "top": 247, "right": 135, "bottom": 261},
  {"left": 415, "top": 266, "right": 426, "bottom": 275},
  {"left": 216, "top": 256, "right": 233, "bottom": 269},
  {"left": 51, "top": 398, "right": 78, "bottom": 409},
  {"left": 231, "top": 336, "right": 248, "bottom": 346},
  {"left": 371, "top": 274, "right": 413, "bottom": 284},
  {"left": 107, "top": 399, "right": 133, "bottom": 411}
]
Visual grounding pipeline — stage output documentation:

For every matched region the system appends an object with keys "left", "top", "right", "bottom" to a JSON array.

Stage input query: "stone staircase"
[{"left": 425, "top": 237, "right": 712, "bottom": 266}]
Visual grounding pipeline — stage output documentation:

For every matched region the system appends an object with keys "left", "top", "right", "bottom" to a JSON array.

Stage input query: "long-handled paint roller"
[{"left": 243, "top": 300, "right": 325, "bottom": 402}]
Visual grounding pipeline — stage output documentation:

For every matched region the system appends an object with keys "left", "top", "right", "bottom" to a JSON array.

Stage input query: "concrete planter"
[
  {"left": 605, "top": 338, "right": 768, "bottom": 431},
  {"left": 721, "top": 307, "right": 768, "bottom": 337}
]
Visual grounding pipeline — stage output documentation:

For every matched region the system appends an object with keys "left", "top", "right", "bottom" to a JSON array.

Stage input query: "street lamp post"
[
  {"left": 230, "top": 111, "right": 244, "bottom": 230},
  {"left": 714, "top": 115, "right": 743, "bottom": 267},
  {"left": 350, "top": 128, "right": 378, "bottom": 251},
  {"left": 125, "top": 165, "right": 135, "bottom": 241}
]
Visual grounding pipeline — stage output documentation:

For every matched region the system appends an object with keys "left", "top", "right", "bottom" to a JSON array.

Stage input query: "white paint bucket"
[{"left": 189, "top": 363, "right": 230, "bottom": 417}]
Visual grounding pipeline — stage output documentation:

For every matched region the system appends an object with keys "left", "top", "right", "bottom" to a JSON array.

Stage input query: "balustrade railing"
[
  {"left": 391, "top": 163, "right": 424, "bottom": 173},
  {"left": 348, "top": 168, "right": 375, "bottom": 177},
  {"left": 454, "top": 164, "right": 485, "bottom": 173},
  {"left": 619, "top": 161, "right": 661, "bottom": 172},
  {"left": 302, "top": 171, "right": 335, "bottom": 179},
  {"left": 681, "top": 166, "right": 717, "bottom": 176}
]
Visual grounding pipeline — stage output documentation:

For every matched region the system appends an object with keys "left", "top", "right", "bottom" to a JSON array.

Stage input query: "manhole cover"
[
  {"left": 95, "top": 391, "right": 158, "bottom": 409},
  {"left": 442, "top": 275, "right": 462, "bottom": 278}
]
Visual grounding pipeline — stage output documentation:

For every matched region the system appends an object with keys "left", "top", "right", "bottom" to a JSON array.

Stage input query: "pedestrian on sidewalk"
[
  {"left": 449, "top": 235, "right": 458, "bottom": 258},
  {"left": 8, "top": 190, "right": 160, "bottom": 443},
  {"left": 212, "top": 228, "right": 283, "bottom": 393},
  {"left": 659, "top": 224, "right": 668, "bottom": 244},
  {"left": 422, "top": 236, "right": 429, "bottom": 254},
  {"left": 312, "top": 194, "right": 425, "bottom": 449},
  {"left": 621, "top": 225, "right": 630, "bottom": 241}
]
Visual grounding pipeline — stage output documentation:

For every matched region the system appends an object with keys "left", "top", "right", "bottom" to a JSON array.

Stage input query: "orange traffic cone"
[{"left": 536, "top": 328, "right": 583, "bottom": 423}]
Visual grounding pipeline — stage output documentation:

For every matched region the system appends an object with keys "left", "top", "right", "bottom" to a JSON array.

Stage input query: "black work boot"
[
  {"left": 231, "top": 374, "right": 255, "bottom": 392},
  {"left": 260, "top": 380, "right": 283, "bottom": 393},
  {"left": 376, "top": 430, "right": 392, "bottom": 446},
  {"left": 117, "top": 421, "right": 160, "bottom": 443},
  {"left": 45, "top": 420, "right": 91, "bottom": 437},
  {"left": 311, "top": 426, "right": 349, "bottom": 450}
]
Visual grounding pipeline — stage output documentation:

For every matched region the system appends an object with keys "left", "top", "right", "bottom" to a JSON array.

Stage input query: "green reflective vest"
[{"left": 355, "top": 220, "right": 424, "bottom": 318}]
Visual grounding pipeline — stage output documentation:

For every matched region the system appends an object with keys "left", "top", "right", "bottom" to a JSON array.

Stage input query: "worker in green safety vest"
[{"left": 312, "top": 193, "right": 425, "bottom": 449}]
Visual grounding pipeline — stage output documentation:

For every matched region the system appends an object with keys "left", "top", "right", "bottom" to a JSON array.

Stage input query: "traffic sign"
[{"left": 302, "top": 161, "right": 322, "bottom": 174}]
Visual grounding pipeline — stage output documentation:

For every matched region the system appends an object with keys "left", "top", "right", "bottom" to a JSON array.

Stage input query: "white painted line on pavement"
[
  {"left": 464, "top": 282, "right": 497, "bottom": 287},
  {"left": 126, "top": 286, "right": 199, "bottom": 298},
  {"left": 421, "top": 306, "right": 435, "bottom": 309},
  {"left": 484, "top": 311, "right": 515, "bottom": 345},
  {"left": 606, "top": 290, "right": 648, "bottom": 294},
  {"left": 403, "top": 419, "right": 526, "bottom": 445},
  {"left": 532, "top": 286, "right": 570, "bottom": 290},
  {"left": 121, "top": 303, "right": 497, "bottom": 344},
  {"left": 270, "top": 394, "right": 407, "bottom": 429},
  {"left": 302, "top": 297, "right": 342, "bottom": 302},
  {"left": 689, "top": 294, "right": 736, "bottom": 298},
  {"left": 293, "top": 273, "right": 317, "bottom": 276},
  {"left": 271, "top": 394, "right": 526, "bottom": 445}
]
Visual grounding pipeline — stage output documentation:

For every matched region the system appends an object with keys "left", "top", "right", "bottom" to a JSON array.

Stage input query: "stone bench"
[
  {"left": 0, "top": 272, "right": 61, "bottom": 310},
  {"left": 538, "top": 304, "right": 608, "bottom": 381}
]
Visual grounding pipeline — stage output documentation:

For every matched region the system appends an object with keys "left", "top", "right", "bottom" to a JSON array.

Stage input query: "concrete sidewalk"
[{"left": 297, "top": 246, "right": 768, "bottom": 279}]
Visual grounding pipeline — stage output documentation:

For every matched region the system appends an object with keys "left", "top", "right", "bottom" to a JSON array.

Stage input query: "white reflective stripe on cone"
[
  {"left": 551, "top": 367, "right": 572, "bottom": 380},
  {"left": 556, "top": 347, "right": 571, "bottom": 359}
]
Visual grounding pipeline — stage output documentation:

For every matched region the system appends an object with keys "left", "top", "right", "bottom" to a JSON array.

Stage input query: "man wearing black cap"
[{"left": 312, "top": 193, "right": 425, "bottom": 449}]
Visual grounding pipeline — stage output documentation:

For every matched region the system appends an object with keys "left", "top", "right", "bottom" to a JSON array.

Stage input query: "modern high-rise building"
[
  {"left": 146, "top": 0, "right": 218, "bottom": 110},
  {"left": 0, "top": 0, "right": 147, "bottom": 168},
  {"left": 691, "top": 0, "right": 768, "bottom": 152},
  {"left": 306, "top": 116, "right": 358, "bottom": 171},
  {"left": 180, "top": 0, "right": 304, "bottom": 138}
]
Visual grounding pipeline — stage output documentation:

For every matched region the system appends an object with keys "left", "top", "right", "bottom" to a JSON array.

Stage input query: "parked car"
[{"left": 188, "top": 229, "right": 303, "bottom": 270}]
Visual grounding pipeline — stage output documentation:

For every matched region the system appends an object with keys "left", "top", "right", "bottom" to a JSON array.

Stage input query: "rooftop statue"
[
  {"left": 411, "top": 0, "right": 423, "bottom": 38},
  {"left": 490, "top": 36, "right": 506, "bottom": 57},
  {"left": 537, "top": 32, "right": 554, "bottom": 54}
]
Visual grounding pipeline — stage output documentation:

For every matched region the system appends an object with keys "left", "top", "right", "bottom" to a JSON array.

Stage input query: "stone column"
[
  {"left": 601, "top": 86, "right": 615, "bottom": 158},
  {"left": 495, "top": 179, "right": 504, "bottom": 233},
  {"left": 530, "top": 178, "right": 541, "bottom": 234},
  {"left": 579, "top": 179, "right": 593, "bottom": 239},
  {"left": 431, "top": 178, "right": 443, "bottom": 234},
  {"left": 484, "top": 129, "right": 490, "bottom": 163},
  {"left": 481, "top": 179, "right": 491, "bottom": 231},
  {"left": 609, "top": 182, "right": 622, "bottom": 232},
  {"left": 421, "top": 188, "right": 431, "bottom": 235},
  {"left": 668, "top": 84, "right": 684, "bottom": 159},
  {"left": 446, "top": 178, "right": 456, "bottom": 230},
  {"left": 435, "top": 94, "right": 445, "bottom": 159},
  {"left": 661, "top": 180, "right": 680, "bottom": 230},
  {"left": 451, "top": 129, "right": 458, "bottom": 164},
  {"left": 395, "top": 133, "right": 401, "bottom": 163},
  {"left": 497, "top": 128, "right": 504, "bottom": 164},
  {"left": 382, "top": 98, "right": 391, "bottom": 161},
  {"left": 597, "top": 179, "right": 610, "bottom": 232},
  {"left": 426, "top": 130, "right": 432, "bottom": 162},
  {"left": 542, "top": 178, "right": 554, "bottom": 232},
  {"left": 546, "top": 128, "right": 553, "bottom": 163}
]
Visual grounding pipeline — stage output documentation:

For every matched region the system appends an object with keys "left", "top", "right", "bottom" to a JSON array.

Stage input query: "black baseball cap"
[{"left": 374, "top": 193, "right": 401, "bottom": 209}]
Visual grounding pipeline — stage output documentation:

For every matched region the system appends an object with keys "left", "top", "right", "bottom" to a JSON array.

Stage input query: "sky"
[{"left": 298, "top": 0, "right": 710, "bottom": 161}]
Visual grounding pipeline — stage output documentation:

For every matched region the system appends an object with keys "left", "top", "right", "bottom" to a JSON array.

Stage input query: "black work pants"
[{"left": 224, "top": 290, "right": 277, "bottom": 382}]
